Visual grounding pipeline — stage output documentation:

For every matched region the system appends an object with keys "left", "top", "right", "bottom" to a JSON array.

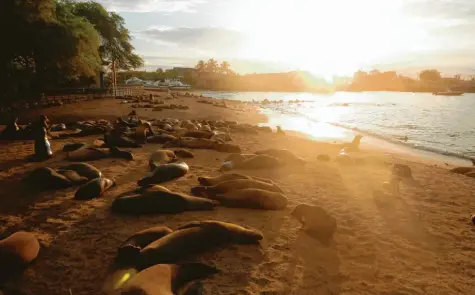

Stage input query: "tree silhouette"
[
  {"left": 195, "top": 60, "right": 205, "bottom": 72},
  {"left": 205, "top": 58, "right": 218, "bottom": 73},
  {"left": 419, "top": 69, "right": 441, "bottom": 82}
]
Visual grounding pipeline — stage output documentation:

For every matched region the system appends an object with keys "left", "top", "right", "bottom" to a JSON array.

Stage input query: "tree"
[
  {"left": 219, "top": 61, "right": 231, "bottom": 75},
  {"left": 156, "top": 68, "right": 164, "bottom": 74},
  {"left": 72, "top": 1, "right": 143, "bottom": 70},
  {"left": 419, "top": 69, "right": 441, "bottom": 82},
  {"left": 205, "top": 58, "right": 218, "bottom": 73},
  {"left": 195, "top": 60, "right": 205, "bottom": 72}
]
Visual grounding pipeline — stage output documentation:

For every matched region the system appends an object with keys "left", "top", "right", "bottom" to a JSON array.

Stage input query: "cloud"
[
  {"left": 92, "top": 0, "right": 206, "bottom": 13},
  {"left": 138, "top": 27, "right": 247, "bottom": 55},
  {"left": 404, "top": 0, "right": 475, "bottom": 20}
]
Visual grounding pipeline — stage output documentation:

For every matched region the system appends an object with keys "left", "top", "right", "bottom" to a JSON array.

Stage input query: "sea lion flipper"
[{"left": 172, "top": 263, "right": 220, "bottom": 294}]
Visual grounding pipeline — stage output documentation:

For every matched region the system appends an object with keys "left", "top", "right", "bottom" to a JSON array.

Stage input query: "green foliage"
[{"left": 0, "top": 0, "right": 142, "bottom": 102}]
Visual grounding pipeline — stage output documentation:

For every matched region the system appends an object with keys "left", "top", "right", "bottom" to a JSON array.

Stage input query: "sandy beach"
[{"left": 1, "top": 93, "right": 475, "bottom": 295}]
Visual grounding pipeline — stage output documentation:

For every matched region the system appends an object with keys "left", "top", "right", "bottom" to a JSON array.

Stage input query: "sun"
[{"left": 228, "top": 0, "right": 424, "bottom": 76}]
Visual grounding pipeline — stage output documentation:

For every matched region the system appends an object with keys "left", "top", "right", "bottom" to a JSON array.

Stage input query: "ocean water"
[{"left": 202, "top": 91, "right": 475, "bottom": 160}]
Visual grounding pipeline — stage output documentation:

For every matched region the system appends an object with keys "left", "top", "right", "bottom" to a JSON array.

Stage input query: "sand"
[{"left": 1, "top": 93, "right": 475, "bottom": 295}]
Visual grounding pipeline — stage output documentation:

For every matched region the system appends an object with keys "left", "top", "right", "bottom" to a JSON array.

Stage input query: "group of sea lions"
[
  {"left": 104, "top": 220, "right": 263, "bottom": 294},
  {"left": 22, "top": 162, "right": 115, "bottom": 200}
]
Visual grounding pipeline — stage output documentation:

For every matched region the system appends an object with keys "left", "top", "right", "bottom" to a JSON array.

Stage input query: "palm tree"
[
  {"left": 195, "top": 60, "right": 206, "bottom": 72},
  {"left": 205, "top": 58, "right": 218, "bottom": 73}
]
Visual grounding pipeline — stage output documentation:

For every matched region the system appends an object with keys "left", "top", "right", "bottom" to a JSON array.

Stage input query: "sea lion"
[
  {"left": 118, "top": 226, "right": 173, "bottom": 262},
  {"left": 472, "top": 214, "right": 475, "bottom": 225},
  {"left": 114, "top": 263, "right": 219, "bottom": 295},
  {"left": 197, "top": 173, "right": 274, "bottom": 186},
  {"left": 0, "top": 232, "right": 40, "bottom": 283},
  {"left": 135, "top": 122, "right": 153, "bottom": 143},
  {"left": 62, "top": 142, "right": 87, "bottom": 152},
  {"left": 138, "top": 162, "right": 189, "bottom": 186},
  {"left": 191, "top": 179, "right": 284, "bottom": 197},
  {"left": 74, "top": 177, "right": 115, "bottom": 200},
  {"left": 210, "top": 188, "right": 288, "bottom": 210},
  {"left": 450, "top": 167, "right": 475, "bottom": 175},
  {"left": 67, "top": 147, "right": 109, "bottom": 162},
  {"left": 291, "top": 204, "right": 337, "bottom": 244},
  {"left": 341, "top": 135, "right": 363, "bottom": 152},
  {"left": 255, "top": 149, "right": 306, "bottom": 165},
  {"left": 221, "top": 154, "right": 284, "bottom": 171},
  {"left": 109, "top": 147, "right": 134, "bottom": 161},
  {"left": 183, "top": 130, "right": 214, "bottom": 139},
  {"left": 466, "top": 172, "right": 475, "bottom": 179},
  {"left": 111, "top": 190, "right": 218, "bottom": 215},
  {"left": 104, "top": 133, "right": 142, "bottom": 148},
  {"left": 214, "top": 143, "right": 242, "bottom": 153},
  {"left": 59, "top": 162, "right": 102, "bottom": 180},
  {"left": 174, "top": 149, "right": 194, "bottom": 158},
  {"left": 149, "top": 150, "right": 177, "bottom": 171},
  {"left": 137, "top": 221, "right": 263, "bottom": 269},
  {"left": 56, "top": 169, "right": 88, "bottom": 184},
  {"left": 23, "top": 167, "right": 73, "bottom": 190},
  {"left": 146, "top": 134, "right": 177, "bottom": 144}
]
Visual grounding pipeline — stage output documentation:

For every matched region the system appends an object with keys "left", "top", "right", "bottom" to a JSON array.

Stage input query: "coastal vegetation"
[{"left": 0, "top": 0, "right": 142, "bottom": 102}]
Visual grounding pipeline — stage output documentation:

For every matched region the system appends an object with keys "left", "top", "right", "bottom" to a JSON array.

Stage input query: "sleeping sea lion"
[
  {"left": 62, "top": 142, "right": 87, "bottom": 152},
  {"left": 67, "top": 147, "right": 109, "bottom": 162},
  {"left": 111, "top": 191, "right": 218, "bottom": 215},
  {"left": 210, "top": 188, "right": 288, "bottom": 210},
  {"left": 0, "top": 232, "right": 40, "bottom": 283},
  {"left": 109, "top": 147, "right": 134, "bottom": 161},
  {"left": 183, "top": 130, "right": 214, "bottom": 139},
  {"left": 291, "top": 204, "right": 337, "bottom": 244},
  {"left": 191, "top": 179, "right": 284, "bottom": 197},
  {"left": 137, "top": 221, "right": 263, "bottom": 270},
  {"left": 174, "top": 149, "right": 194, "bottom": 158},
  {"left": 138, "top": 162, "right": 189, "bottom": 186},
  {"left": 59, "top": 162, "right": 102, "bottom": 180},
  {"left": 255, "top": 149, "right": 305, "bottom": 165},
  {"left": 197, "top": 173, "right": 274, "bottom": 186},
  {"left": 118, "top": 226, "right": 173, "bottom": 262},
  {"left": 149, "top": 150, "right": 177, "bottom": 171},
  {"left": 56, "top": 169, "right": 88, "bottom": 185},
  {"left": 147, "top": 134, "right": 177, "bottom": 144},
  {"left": 111, "top": 263, "right": 219, "bottom": 295},
  {"left": 221, "top": 154, "right": 284, "bottom": 171},
  {"left": 450, "top": 167, "right": 475, "bottom": 175},
  {"left": 74, "top": 177, "right": 115, "bottom": 200},
  {"left": 105, "top": 133, "right": 142, "bottom": 148},
  {"left": 23, "top": 167, "right": 73, "bottom": 190}
]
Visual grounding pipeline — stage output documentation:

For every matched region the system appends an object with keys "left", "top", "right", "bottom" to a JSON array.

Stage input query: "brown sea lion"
[
  {"left": 56, "top": 169, "right": 88, "bottom": 184},
  {"left": 0, "top": 232, "right": 40, "bottom": 283},
  {"left": 67, "top": 147, "right": 109, "bottom": 162},
  {"left": 291, "top": 204, "right": 337, "bottom": 244},
  {"left": 23, "top": 167, "right": 73, "bottom": 190},
  {"left": 174, "top": 149, "right": 194, "bottom": 158},
  {"left": 113, "top": 263, "right": 219, "bottom": 295},
  {"left": 138, "top": 162, "right": 189, "bottom": 186},
  {"left": 450, "top": 167, "right": 475, "bottom": 175},
  {"left": 147, "top": 134, "right": 177, "bottom": 144},
  {"left": 210, "top": 188, "right": 288, "bottom": 210},
  {"left": 74, "top": 177, "right": 115, "bottom": 200},
  {"left": 62, "top": 142, "right": 87, "bottom": 152},
  {"left": 183, "top": 130, "right": 213, "bottom": 139},
  {"left": 255, "top": 149, "right": 306, "bottom": 165},
  {"left": 109, "top": 147, "right": 134, "bottom": 161},
  {"left": 149, "top": 150, "right": 176, "bottom": 171},
  {"left": 135, "top": 122, "right": 153, "bottom": 143},
  {"left": 214, "top": 143, "right": 242, "bottom": 153},
  {"left": 192, "top": 179, "right": 284, "bottom": 197},
  {"left": 392, "top": 164, "right": 413, "bottom": 179},
  {"left": 197, "top": 173, "right": 274, "bottom": 186},
  {"left": 59, "top": 162, "right": 102, "bottom": 180},
  {"left": 341, "top": 134, "right": 363, "bottom": 152},
  {"left": 221, "top": 154, "right": 284, "bottom": 171},
  {"left": 137, "top": 221, "right": 263, "bottom": 269},
  {"left": 111, "top": 190, "right": 218, "bottom": 215},
  {"left": 118, "top": 226, "right": 173, "bottom": 262}
]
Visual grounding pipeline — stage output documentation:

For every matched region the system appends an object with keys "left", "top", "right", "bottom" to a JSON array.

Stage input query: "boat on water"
[{"left": 432, "top": 90, "right": 464, "bottom": 96}]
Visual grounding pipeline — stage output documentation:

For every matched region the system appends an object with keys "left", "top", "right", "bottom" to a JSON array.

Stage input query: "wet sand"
[{"left": 1, "top": 93, "right": 475, "bottom": 294}]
